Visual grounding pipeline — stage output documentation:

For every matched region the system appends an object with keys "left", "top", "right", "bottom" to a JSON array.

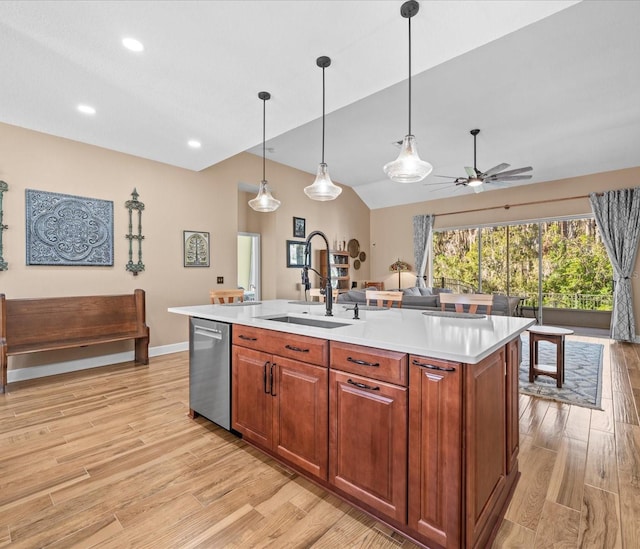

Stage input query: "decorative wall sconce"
[
  {"left": 0, "top": 181, "right": 7, "bottom": 271},
  {"left": 125, "top": 188, "right": 145, "bottom": 275}
]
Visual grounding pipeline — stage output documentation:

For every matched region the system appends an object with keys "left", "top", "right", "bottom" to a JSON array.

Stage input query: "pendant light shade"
[
  {"left": 304, "top": 56, "right": 342, "bottom": 201},
  {"left": 249, "top": 91, "right": 281, "bottom": 212},
  {"left": 383, "top": 1, "right": 432, "bottom": 183}
]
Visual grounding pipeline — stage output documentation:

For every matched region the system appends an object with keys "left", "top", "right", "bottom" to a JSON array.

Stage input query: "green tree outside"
[{"left": 432, "top": 219, "right": 613, "bottom": 310}]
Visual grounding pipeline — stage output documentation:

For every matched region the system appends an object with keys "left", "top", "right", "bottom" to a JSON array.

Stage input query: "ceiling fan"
[{"left": 428, "top": 129, "right": 533, "bottom": 192}]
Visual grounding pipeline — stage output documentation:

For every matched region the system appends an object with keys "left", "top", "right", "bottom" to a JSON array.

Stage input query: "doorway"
[{"left": 237, "top": 232, "right": 260, "bottom": 301}]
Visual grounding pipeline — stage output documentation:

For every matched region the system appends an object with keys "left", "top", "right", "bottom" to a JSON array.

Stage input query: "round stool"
[{"left": 527, "top": 326, "right": 574, "bottom": 388}]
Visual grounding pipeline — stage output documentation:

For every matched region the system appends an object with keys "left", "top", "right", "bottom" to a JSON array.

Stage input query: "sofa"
[{"left": 337, "top": 287, "right": 521, "bottom": 316}]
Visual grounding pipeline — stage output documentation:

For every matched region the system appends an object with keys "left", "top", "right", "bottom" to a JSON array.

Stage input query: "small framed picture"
[
  {"left": 293, "top": 216, "right": 306, "bottom": 238},
  {"left": 287, "top": 240, "right": 308, "bottom": 268},
  {"left": 183, "top": 230, "right": 210, "bottom": 267}
]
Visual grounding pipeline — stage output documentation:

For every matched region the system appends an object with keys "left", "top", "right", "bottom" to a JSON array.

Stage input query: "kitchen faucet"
[{"left": 301, "top": 230, "right": 333, "bottom": 317}]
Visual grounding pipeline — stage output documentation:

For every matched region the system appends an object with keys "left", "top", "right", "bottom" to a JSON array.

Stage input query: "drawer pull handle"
[
  {"left": 347, "top": 379, "right": 380, "bottom": 391},
  {"left": 285, "top": 345, "right": 309, "bottom": 353},
  {"left": 270, "top": 363, "right": 277, "bottom": 396},
  {"left": 239, "top": 335, "right": 257, "bottom": 341},
  {"left": 412, "top": 359, "right": 456, "bottom": 372},
  {"left": 263, "top": 361, "right": 270, "bottom": 394},
  {"left": 347, "top": 357, "right": 380, "bottom": 367}
]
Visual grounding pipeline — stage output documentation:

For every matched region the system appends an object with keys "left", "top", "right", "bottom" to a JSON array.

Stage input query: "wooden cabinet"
[
  {"left": 232, "top": 326, "right": 328, "bottom": 479},
  {"left": 463, "top": 348, "right": 508, "bottom": 548},
  {"left": 409, "top": 348, "right": 516, "bottom": 549},
  {"left": 319, "top": 250, "right": 350, "bottom": 292},
  {"left": 232, "top": 346, "right": 273, "bottom": 448},
  {"left": 330, "top": 342, "right": 408, "bottom": 524},
  {"left": 506, "top": 338, "right": 520, "bottom": 474},
  {"left": 408, "top": 355, "right": 462, "bottom": 548},
  {"left": 229, "top": 324, "right": 520, "bottom": 549}
]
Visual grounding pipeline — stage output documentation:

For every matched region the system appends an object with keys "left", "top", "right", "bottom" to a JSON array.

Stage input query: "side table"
[{"left": 528, "top": 326, "right": 574, "bottom": 388}]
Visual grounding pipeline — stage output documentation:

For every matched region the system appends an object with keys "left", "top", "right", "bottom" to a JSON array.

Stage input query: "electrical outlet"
[{"left": 217, "top": 276, "right": 224, "bottom": 284}]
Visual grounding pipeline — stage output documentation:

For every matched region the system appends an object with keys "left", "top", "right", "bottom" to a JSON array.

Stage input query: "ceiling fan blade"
[
  {"left": 490, "top": 166, "right": 533, "bottom": 177},
  {"left": 482, "top": 163, "right": 510, "bottom": 177},
  {"left": 464, "top": 166, "right": 477, "bottom": 178},
  {"left": 472, "top": 184, "right": 485, "bottom": 194},
  {"left": 486, "top": 175, "right": 533, "bottom": 182},
  {"left": 424, "top": 182, "right": 454, "bottom": 190},
  {"left": 434, "top": 174, "right": 464, "bottom": 179}
]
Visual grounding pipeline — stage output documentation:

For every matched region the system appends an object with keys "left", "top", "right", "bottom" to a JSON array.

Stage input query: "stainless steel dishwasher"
[{"left": 189, "top": 317, "right": 231, "bottom": 430}]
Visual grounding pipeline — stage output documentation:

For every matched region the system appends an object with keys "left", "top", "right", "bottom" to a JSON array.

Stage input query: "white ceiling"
[{"left": 1, "top": 1, "right": 639, "bottom": 209}]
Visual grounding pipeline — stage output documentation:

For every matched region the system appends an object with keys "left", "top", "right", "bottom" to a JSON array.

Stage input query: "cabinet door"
[
  {"left": 464, "top": 348, "right": 507, "bottom": 547},
  {"left": 232, "top": 346, "right": 272, "bottom": 448},
  {"left": 408, "top": 358, "right": 462, "bottom": 549},
  {"left": 505, "top": 338, "right": 520, "bottom": 474},
  {"left": 274, "top": 357, "right": 328, "bottom": 479},
  {"left": 329, "top": 370, "right": 408, "bottom": 523}
]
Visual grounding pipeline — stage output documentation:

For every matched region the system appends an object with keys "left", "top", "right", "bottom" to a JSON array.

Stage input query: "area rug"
[{"left": 519, "top": 334, "right": 604, "bottom": 410}]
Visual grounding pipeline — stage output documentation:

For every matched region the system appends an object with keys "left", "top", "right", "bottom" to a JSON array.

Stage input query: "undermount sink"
[{"left": 259, "top": 314, "right": 351, "bottom": 329}]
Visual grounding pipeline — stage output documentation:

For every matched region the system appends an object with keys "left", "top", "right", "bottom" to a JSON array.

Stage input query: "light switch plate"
[{"left": 217, "top": 276, "right": 224, "bottom": 284}]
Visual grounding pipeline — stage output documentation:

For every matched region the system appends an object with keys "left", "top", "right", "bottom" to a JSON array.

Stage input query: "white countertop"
[{"left": 169, "top": 299, "right": 535, "bottom": 364}]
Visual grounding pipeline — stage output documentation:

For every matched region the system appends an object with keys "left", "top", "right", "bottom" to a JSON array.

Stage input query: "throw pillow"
[{"left": 403, "top": 287, "right": 421, "bottom": 297}]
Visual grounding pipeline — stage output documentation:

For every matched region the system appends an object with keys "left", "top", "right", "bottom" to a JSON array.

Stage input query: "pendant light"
[
  {"left": 383, "top": 0, "right": 433, "bottom": 183},
  {"left": 249, "top": 91, "right": 281, "bottom": 212},
  {"left": 304, "top": 56, "right": 342, "bottom": 201}
]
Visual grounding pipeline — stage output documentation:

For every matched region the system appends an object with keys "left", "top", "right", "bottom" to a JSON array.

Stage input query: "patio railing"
[{"left": 533, "top": 293, "right": 612, "bottom": 311}]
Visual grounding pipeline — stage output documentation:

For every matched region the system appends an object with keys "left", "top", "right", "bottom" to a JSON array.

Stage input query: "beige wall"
[
  {"left": 370, "top": 167, "right": 640, "bottom": 333},
  {"left": 5, "top": 117, "right": 636, "bottom": 375},
  {"left": 0, "top": 122, "right": 369, "bottom": 375},
  {"left": 235, "top": 158, "right": 371, "bottom": 300}
]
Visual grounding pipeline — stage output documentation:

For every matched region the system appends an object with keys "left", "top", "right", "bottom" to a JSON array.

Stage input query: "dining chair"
[
  {"left": 308, "top": 288, "right": 339, "bottom": 302},
  {"left": 365, "top": 290, "right": 403, "bottom": 308},
  {"left": 439, "top": 293, "right": 493, "bottom": 314},
  {"left": 210, "top": 289, "right": 245, "bottom": 304}
]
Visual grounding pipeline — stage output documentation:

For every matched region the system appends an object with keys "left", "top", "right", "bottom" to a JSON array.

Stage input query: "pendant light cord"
[
  {"left": 473, "top": 132, "right": 477, "bottom": 171},
  {"left": 408, "top": 14, "right": 412, "bottom": 136},
  {"left": 321, "top": 64, "right": 326, "bottom": 164},
  {"left": 262, "top": 96, "right": 266, "bottom": 181}
]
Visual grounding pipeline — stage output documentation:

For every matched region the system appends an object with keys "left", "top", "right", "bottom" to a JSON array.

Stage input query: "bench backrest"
[{"left": 1, "top": 289, "right": 147, "bottom": 350}]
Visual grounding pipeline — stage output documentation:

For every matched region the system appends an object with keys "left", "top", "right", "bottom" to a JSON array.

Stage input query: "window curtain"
[
  {"left": 413, "top": 214, "right": 434, "bottom": 288},
  {"left": 589, "top": 188, "right": 640, "bottom": 341}
]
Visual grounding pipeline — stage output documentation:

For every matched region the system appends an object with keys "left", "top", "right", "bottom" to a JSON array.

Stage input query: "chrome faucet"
[{"left": 301, "top": 230, "right": 333, "bottom": 317}]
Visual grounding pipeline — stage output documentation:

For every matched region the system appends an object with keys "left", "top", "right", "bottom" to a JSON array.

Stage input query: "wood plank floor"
[{"left": 0, "top": 335, "right": 637, "bottom": 548}]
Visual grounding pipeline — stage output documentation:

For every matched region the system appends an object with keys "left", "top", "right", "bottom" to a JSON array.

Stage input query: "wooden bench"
[{"left": 0, "top": 289, "right": 150, "bottom": 393}]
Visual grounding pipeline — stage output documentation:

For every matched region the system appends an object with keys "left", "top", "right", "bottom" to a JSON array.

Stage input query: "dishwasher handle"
[{"left": 193, "top": 326, "right": 225, "bottom": 340}]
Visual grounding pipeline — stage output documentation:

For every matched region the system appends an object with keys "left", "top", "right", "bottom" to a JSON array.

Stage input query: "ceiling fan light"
[
  {"left": 304, "top": 163, "right": 342, "bottom": 201},
  {"left": 467, "top": 177, "right": 483, "bottom": 187},
  {"left": 249, "top": 180, "right": 281, "bottom": 212},
  {"left": 383, "top": 134, "right": 433, "bottom": 183}
]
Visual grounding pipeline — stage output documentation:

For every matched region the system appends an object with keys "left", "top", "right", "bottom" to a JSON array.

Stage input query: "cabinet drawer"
[
  {"left": 233, "top": 325, "right": 328, "bottom": 367},
  {"left": 330, "top": 341, "right": 408, "bottom": 386},
  {"left": 409, "top": 354, "right": 461, "bottom": 374}
]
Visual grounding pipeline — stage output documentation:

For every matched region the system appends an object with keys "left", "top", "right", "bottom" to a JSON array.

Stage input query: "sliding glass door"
[{"left": 432, "top": 217, "right": 612, "bottom": 322}]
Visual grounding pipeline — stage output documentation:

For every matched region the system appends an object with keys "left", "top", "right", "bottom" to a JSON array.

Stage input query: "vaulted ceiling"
[{"left": 1, "top": 1, "right": 638, "bottom": 209}]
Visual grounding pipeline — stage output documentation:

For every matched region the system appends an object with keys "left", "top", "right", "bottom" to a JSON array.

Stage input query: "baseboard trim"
[{"left": 7, "top": 341, "right": 189, "bottom": 384}]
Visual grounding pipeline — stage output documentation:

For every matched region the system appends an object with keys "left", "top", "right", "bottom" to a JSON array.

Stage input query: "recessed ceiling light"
[
  {"left": 77, "top": 104, "right": 96, "bottom": 115},
  {"left": 188, "top": 140, "right": 202, "bottom": 149},
  {"left": 122, "top": 37, "right": 144, "bottom": 52}
]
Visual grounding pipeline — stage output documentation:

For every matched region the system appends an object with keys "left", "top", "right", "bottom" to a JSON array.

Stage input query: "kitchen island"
[{"left": 169, "top": 300, "right": 534, "bottom": 549}]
